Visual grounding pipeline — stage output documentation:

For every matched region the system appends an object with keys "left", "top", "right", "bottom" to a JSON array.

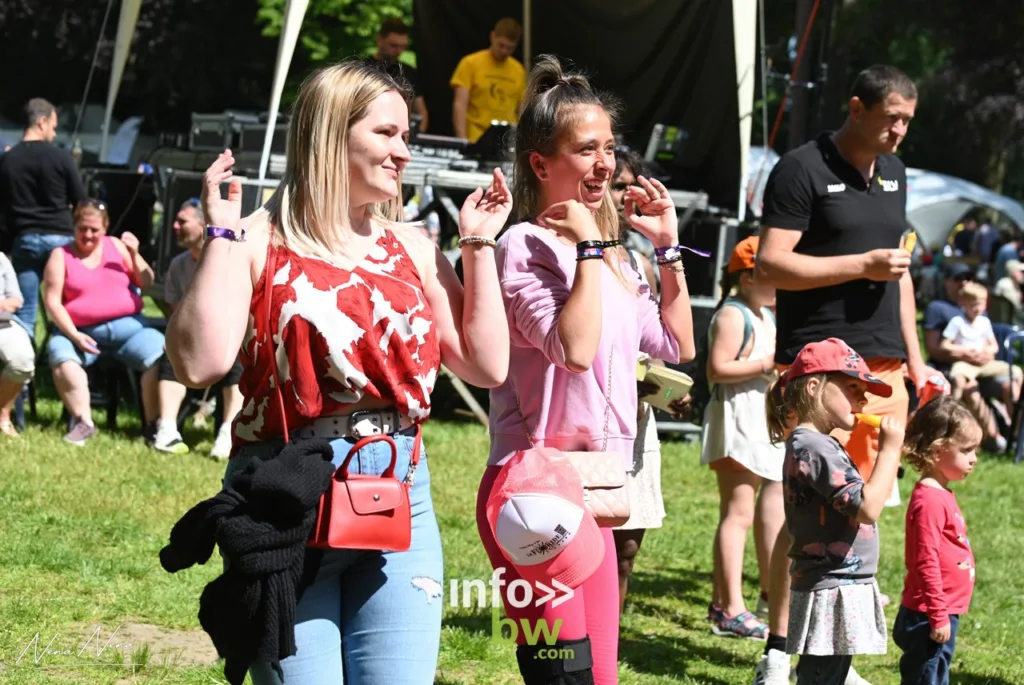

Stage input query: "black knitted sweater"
[{"left": 159, "top": 438, "right": 335, "bottom": 685}]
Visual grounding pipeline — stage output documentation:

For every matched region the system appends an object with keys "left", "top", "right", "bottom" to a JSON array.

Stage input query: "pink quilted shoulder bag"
[{"left": 512, "top": 347, "right": 631, "bottom": 528}]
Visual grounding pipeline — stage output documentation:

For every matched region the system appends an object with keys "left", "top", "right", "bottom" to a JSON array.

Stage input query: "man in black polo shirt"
[
  {"left": 751, "top": 65, "right": 926, "bottom": 685},
  {"left": 0, "top": 98, "right": 86, "bottom": 335},
  {"left": 370, "top": 17, "right": 430, "bottom": 132}
]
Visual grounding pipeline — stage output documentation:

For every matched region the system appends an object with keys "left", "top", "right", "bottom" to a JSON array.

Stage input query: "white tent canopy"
[
  {"left": 100, "top": 0, "right": 141, "bottom": 161},
  {"left": 257, "top": 0, "right": 310, "bottom": 185},
  {"left": 905, "top": 168, "right": 1024, "bottom": 249},
  {"left": 732, "top": 0, "right": 757, "bottom": 222}
]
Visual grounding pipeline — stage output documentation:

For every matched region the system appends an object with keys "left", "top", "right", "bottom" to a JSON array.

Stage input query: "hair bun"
[{"left": 524, "top": 55, "right": 592, "bottom": 101}]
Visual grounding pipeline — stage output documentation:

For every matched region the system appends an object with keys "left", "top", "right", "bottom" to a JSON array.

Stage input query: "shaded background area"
[
  {"left": 0, "top": 0, "right": 1020, "bottom": 198},
  {"left": 413, "top": 0, "right": 745, "bottom": 212}
]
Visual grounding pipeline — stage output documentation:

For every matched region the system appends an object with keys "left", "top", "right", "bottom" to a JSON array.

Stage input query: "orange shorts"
[{"left": 776, "top": 357, "right": 909, "bottom": 479}]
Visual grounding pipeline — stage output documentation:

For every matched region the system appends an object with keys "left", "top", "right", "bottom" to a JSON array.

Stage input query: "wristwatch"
[{"left": 206, "top": 225, "right": 246, "bottom": 242}]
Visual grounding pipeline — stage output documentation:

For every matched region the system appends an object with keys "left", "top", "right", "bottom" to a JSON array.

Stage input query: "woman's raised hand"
[
  {"left": 202, "top": 150, "right": 243, "bottom": 231},
  {"left": 459, "top": 167, "right": 513, "bottom": 239},
  {"left": 537, "top": 200, "right": 602, "bottom": 245},
  {"left": 624, "top": 175, "right": 678, "bottom": 248}
]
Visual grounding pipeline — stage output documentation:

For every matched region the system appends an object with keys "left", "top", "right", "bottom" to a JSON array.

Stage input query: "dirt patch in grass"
[{"left": 68, "top": 621, "right": 219, "bottom": 667}]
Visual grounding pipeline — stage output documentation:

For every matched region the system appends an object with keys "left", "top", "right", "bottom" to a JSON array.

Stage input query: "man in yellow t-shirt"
[{"left": 450, "top": 18, "right": 526, "bottom": 142}]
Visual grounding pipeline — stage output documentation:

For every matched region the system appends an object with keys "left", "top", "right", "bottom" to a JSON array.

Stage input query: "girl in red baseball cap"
[{"left": 763, "top": 337, "right": 904, "bottom": 683}]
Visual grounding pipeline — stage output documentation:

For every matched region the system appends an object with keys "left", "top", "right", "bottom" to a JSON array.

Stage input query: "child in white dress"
[{"left": 701, "top": 236, "right": 785, "bottom": 639}]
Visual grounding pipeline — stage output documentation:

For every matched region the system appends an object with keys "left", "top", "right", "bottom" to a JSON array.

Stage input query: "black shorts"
[{"left": 157, "top": 354, "right": 244, "bottom": 389}]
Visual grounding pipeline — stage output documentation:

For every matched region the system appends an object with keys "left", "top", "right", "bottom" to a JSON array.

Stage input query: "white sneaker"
[
  {"left": 209, "top": 422, "right": 232, "bottom": 460},
  {"left": 153, "top": 421, "right": 190, "bottom": 454},
  {"left": 844, "top": 666, "right": 873, "bottom": 685},
  {"left": 752, "top": 649, "right": 791, "bottom": 685}
]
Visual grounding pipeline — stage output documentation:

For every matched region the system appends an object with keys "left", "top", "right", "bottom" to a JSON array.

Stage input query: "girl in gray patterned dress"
[{"left": 764, "top": 338, "right": 904, "bottom": 685}]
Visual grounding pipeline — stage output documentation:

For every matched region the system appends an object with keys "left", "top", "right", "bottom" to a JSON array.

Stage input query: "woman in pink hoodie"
[{"left": 476, "top": 54, "right": 696, "bottom": 685}]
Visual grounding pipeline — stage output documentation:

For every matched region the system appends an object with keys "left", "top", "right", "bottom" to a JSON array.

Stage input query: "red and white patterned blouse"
[{"left": 232, "top": 228, "right": 442, "bottom": 448}]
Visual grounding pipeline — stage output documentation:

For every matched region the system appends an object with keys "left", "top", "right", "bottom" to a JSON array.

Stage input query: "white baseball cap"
[{"left": 485, "top": 447, "right": 604, "bottom": 589}]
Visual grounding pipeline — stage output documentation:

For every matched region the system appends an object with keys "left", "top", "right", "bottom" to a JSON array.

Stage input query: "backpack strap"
[{"left": 712, "top": 298, "right": 755, "bottom": 361}]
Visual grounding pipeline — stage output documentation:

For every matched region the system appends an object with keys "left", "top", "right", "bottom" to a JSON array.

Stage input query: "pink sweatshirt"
[{"left": 488, "top": 222, "right": 681, "bottom": 468}]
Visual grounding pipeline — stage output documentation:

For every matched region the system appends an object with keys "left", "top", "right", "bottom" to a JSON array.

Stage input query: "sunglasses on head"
[
  {"left": 79, "top": 198, "right": 107, "bottom": 212},
  {"left": 185, "top": 197, "right": 201, "bottom": 208}
]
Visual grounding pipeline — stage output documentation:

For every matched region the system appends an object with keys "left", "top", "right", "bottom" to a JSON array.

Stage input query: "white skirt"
[
  {"left": 700, "top": 378, "right": 784, "bottom": 481},
  {"left": 614, "top": 404, "right": 666, "bottom": 530}
]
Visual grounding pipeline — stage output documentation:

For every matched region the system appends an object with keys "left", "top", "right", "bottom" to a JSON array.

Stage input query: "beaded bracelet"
[{"left": 457, "top": 235, "right": 497, "bottom": 249}]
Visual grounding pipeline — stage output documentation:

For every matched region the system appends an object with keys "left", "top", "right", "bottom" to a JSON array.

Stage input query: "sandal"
[
  {"left": 711, "top": 610, "right": 768, "bottom": 640},
  {"left": 0, "top": 420, "right": 18, "bottom": 438},
  {"left": 706, "top": 602, "right": 724, "bottom": 623}
]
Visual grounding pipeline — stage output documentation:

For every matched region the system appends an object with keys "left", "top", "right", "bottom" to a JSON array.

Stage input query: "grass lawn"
[{"left": 0, "top": 395, "right": 1022, "bottom": 684}]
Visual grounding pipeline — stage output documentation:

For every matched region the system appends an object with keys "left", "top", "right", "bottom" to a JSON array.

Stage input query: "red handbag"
[
  {"left": 307, "top": 434, "right": 416, "bottom": 551},
  {"left": 261, "top": 238, "right": 417, "bottom": 552}
]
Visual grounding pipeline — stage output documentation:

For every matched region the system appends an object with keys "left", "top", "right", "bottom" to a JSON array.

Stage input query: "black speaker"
[{"left": 81, "top": 168, "right": 157, "bottom": 260}]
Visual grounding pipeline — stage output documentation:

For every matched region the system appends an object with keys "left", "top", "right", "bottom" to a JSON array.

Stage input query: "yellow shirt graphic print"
[{"left": 450, "top": 50, "right": 526, "bottom": 142}]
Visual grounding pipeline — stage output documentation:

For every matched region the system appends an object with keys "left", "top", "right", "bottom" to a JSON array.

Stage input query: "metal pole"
[
  {"left": 74, "top": 0, "right": 117, "bottom": 146},
  {"left": 812, "top": 0, "right": 837, "bottom": 134},
  {"left": 523, "top": 0, "right": 532, "bottom": 71},
  {"left": 787, "top": 0, "right": 815, "bottom": 151},
  {"left": 758, "top": 0, "right": 769, "bottom": 149}
]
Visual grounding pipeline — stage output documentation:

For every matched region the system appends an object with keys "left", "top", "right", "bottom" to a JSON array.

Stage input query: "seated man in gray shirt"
[{"left": 151, "top": 199, "right": 243, "bottom": 458}]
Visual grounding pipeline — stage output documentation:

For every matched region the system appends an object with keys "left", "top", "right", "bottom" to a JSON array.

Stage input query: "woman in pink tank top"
[{"left": 42, "top": 201, "right": 166, "bottom": 445}]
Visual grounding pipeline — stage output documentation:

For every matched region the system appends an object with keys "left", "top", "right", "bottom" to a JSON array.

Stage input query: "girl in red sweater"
[{"left": 896, "top": 396, "right": 981, "bottom": 685}]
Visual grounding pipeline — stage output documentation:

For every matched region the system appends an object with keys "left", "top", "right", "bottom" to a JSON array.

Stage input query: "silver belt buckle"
[{"left": 347, "top": 410, "right": 390, "bottom": 439}]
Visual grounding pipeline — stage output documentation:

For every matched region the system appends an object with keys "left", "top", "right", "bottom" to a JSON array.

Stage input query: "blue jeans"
[
  {"left": 224, "top": 428, "right": 443, "bottom": 684},
  {"left": 47, "top": 314, "right": 165, "bottom": 371},
  {"left": 893, "top": 607, "right": 959, "bottom": 685},
  {"left": 10, "top": 232, "right": 74, "bottom": 337}
]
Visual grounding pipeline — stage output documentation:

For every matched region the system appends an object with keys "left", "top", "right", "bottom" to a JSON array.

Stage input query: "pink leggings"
[{"left": 476, "top": 465, "right": 620, "bottom": 684}]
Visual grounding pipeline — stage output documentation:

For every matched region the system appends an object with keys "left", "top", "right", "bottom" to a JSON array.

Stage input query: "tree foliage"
[
  {"left": 253, "top": 0, "right": 414, "bottom": 108},
  {"left": 823, "top": 0, "right": 1024, "bottom": 194},
  {"left": 256, "top": 0, "right": 413, "bottom": 62}
]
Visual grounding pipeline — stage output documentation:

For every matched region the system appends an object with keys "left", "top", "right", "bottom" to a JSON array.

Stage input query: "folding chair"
[{"left": 1000, "top": 326, "right": 1024, "bottom": 464}]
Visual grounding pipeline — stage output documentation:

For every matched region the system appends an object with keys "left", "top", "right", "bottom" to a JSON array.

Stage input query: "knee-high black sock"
[
  {"left": 765, "top": 633, "right": 787, "bottom": 655},
  {"left": 516, "top": 637, "right": 594, "bottom": 685}
]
